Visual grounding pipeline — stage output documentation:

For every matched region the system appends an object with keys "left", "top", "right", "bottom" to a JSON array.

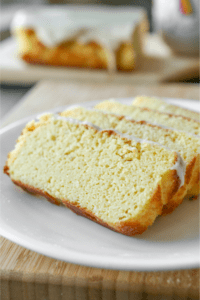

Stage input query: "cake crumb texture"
[
  {"left": 61, "top": 107, "right": 199, "bottom": 213},
  {"left": 4, "top": 115, "right": 182, "bottom": 236}
]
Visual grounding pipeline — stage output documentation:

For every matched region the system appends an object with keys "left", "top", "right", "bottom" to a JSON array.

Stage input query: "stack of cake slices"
[{"left": 4, "top": 97, "right": 199, "bottom": 236}]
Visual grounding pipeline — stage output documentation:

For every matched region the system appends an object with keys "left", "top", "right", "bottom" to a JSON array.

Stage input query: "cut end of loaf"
[{"left": 4, "top": 114, "right": 186, "bottom": 236}]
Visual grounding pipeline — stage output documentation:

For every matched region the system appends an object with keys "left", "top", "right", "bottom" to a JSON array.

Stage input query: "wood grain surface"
[{"left": 1, "top": 81, "right": 199, "bottom": 300}]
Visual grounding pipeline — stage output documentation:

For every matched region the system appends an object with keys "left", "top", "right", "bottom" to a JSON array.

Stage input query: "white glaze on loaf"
[{"left": 11, "top": 6, "right": 145, "bottom": 50}]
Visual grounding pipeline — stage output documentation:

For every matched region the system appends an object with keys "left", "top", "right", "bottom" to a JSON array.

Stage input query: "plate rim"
[{"left": 1, "top": 222, "right": 199, "bottom": 271}]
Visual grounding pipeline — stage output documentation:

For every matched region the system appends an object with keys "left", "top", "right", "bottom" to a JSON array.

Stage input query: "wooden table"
[{"left": 1, "top": 81, "right": 199, "bottom": 300}]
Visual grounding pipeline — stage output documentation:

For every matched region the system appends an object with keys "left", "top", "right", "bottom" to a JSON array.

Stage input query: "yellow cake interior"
[{"left": 6, "top": 115, "right": 178, "bottom": 226}]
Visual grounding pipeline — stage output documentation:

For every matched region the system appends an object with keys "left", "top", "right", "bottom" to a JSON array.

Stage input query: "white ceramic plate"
[{"left": 1, "top": 98, "right": 199, "bottom": 271}]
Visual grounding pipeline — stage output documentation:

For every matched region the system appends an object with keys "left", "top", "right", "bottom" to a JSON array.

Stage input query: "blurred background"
[
  {"left": 1, "top": 0, "right": 153, "bottom": 40},
  {"left": 0, "top": 0, "right": 199, "bottom": 122}
]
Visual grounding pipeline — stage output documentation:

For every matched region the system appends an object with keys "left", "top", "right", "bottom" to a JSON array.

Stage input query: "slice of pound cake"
[
  {"left": 61, "top": 107, "right": 199, "bottom": 214},
  {"left": 95, "top": 100, "right": 200, "bottom": 136},
  {"left": 133, "top": 96, "right": 200, "bottom": 121},
  {"left": 3, "top": 114, "right": 185, "bottom": 236}
]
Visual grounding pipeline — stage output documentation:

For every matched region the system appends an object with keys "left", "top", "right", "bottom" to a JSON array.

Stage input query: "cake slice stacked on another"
[
  {"left": 133, "top": 96, "right": 199, "bottom": 121},
  {"left": 95, "top": 99, "right": 200, "bottom": 199},
  {"left": 132, "top": 96, "right": 200, "bottom": 196},
  {"left": 4, "top": 114, "right": 185, "bottom": 236},
  {"left": 95, "top": 100, "right": 200, "bottom": 136},
  {"left": 61, "top": 106, "right": 199, "bottom": 213}
]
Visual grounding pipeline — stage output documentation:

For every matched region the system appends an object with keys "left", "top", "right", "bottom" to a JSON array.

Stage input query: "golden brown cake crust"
[
  {"left": 3, "top": 176, "right": 163, "bottom": 236},
  {"left": 3, "top": 165, "right": 9, "bottom": 176},
  {"left": 15, "top": 28, "right": 136, "bottom": 72},
  {"left": 21, "top": 52, "right": 108, "bottom": 70},
  {"left": 3, "top": 157, "right": 181, "bottom": 236},
  {"left": 115, "top": 185, "right": 163, "bottom": 235},
  {"left": 162, "top": 155, "right": 199, "bottom": 214}
]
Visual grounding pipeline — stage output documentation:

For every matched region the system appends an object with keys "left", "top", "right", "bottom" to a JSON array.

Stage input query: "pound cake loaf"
[
  {"left": 4, "top": 114, "right": 184, "bottom": 236},
  {"left": 61, "top": 107, "right": 200, "bottom": 213},
  {"left": 133, "top": 96, "right": 200, "bottom": 121},
  {"left": 95, "top": 100, "right": 200, "bottom": 199},
  {"left": 95, "top": 100, "right": 200, "bottom": 136},
  {"left": 11, "top": 6, "right": 148, "bottom": 72}
]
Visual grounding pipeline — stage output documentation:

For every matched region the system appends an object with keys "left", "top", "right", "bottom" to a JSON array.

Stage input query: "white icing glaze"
[
  {"left": 11, "top": 5, "right": 145, "bottom": 50},
  {"left": 49, "top": 113, "right": 186, "bottom": 187},
  {"left": 170, "top": 153, "right": 186, "bottom": 187},
  {"left": 53, "top": 114, "right": 102, "bottom": 132}
]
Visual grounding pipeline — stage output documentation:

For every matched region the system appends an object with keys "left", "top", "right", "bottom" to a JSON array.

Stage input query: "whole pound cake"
[
  {"left": 11, "top": 6, "right": 148, "bottom": 72},
  {"left": 61, "top": 106, "right": 199, "bottom": 213},
  {"left": 3, "top": 114, "right": 185, "bottom": 236}
]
